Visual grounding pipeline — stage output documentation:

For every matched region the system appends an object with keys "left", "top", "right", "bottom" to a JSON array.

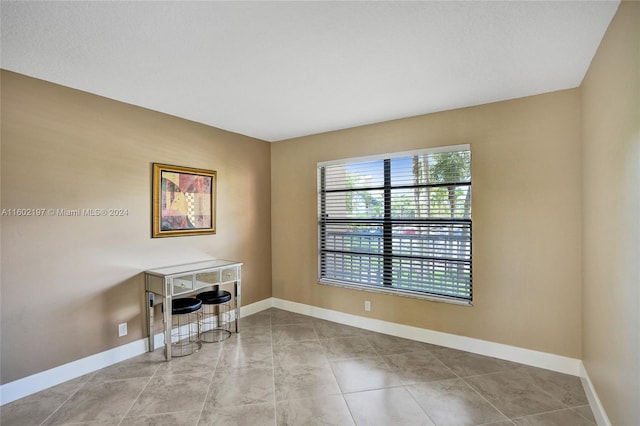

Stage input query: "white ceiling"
[{"left": 1, "top": 1, "right": 619, "bottom": 142}]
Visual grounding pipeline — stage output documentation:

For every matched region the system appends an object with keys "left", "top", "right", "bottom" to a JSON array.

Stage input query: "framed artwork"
[{"left": 152, "top": 163, "right": 216, "bottom": 238}]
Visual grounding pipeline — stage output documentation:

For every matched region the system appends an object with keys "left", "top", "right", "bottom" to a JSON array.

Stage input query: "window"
[{"left": 317, "top": 145, "right": 472, "bottom": 304}]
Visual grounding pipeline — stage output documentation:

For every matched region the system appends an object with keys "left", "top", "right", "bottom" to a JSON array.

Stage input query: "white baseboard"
[
  {"left": 272, "top": 298, "right": 582, "bottom": 376},
  {"left": 0, "top": 298, "right": 273, "bottom": 406},
  {"left": 580, "top": 362, "right": 611, "bottom": 426},
  {"left": 0, "top": 339, "right": 147, "bottom": 406},
  {"left": 240, "top": 297, "right": 273, "bottom": 317}
]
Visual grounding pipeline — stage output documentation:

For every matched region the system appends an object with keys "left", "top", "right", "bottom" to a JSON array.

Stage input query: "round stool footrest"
[{"left": 200, "top": 329, "right": 232, "bottom": 343}]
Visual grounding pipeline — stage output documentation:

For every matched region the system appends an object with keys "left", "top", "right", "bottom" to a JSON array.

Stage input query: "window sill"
[{"left": 318, "top": 279, "right": 473, "bottom": 306}]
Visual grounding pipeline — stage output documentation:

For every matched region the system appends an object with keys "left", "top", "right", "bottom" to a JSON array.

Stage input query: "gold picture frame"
[{"left": 152, "top": 163, "right": 216, "bottom": 238}]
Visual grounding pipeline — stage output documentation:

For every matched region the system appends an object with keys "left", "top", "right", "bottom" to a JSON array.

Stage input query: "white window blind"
[{"left": 318, "top": 145, "right": 472, "bottom": 303}]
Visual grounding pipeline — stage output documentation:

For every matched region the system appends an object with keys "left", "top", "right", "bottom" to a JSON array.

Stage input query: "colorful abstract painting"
[{"left": 152, "top": 164, "right": 216, "bottom": 237}]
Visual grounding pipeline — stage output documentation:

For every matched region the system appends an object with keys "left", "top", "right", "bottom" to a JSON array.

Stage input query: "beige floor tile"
[
  {"left": 154, "top": 342, "right": 222, "bottom": 376},
  {"left": 312, "top": 319, "right": 368, "bottom": 339},
  {"left": 512, "top": 408, "right": 596, "bottom": 425},
  {"left": 344, "top": 387, "right": 435, "bottom": 426},
  {"left": 276, "top": 395, "right": 355, "bottom": 426},
  {"left": 126, "top": 373, "right": 212, "bottom": 417},
  {"left": 51, "top": 419, "right": 121, "bottom": 425},
  {"left": 120, "top": 410, "right": 201, "bottom": 426},
  {"left": 238, "top": 311, "right": 272, "bottom": 328},
  {"left": 274, "top": 364, "right": 341, "bottom": 401},
  {"left": 43, "top": 378, "right": 149, "bottom": 425},
  {"left": 269, "top": 309, "right": 315, "bottom": 325},
  {"left": 224, "top": 324, "right": 273, "bottom": 346},
  {"left": 205, "top": 366, "right": 275, "bottom": 408},
  {"left": 319, "top": 336, "right": 377, "bottom": 360},
  {"left": 199, "top": 402, "right": 276, "bottom": 425},
  {"left": 89, "top": 352, "right": 163, "bottom": 382},
  {"left": 407, "top": 378, "right": 509, "bottom": 425},
  {"left": 273, "top": 340, "right": 330, "bottom": 369},
  {"left": 384, "top": 351, "right": 457, "bottom": 384},
  {"left": 329, "top": 356, "right": 403, "bottom": 393},
  {"left": 464, "top": 370, "right": 565, "bottom": 419},
  {"left": 519, "top": 366, "right": 589, "bottom": 407},
  {"left": 272, "top": 323, "right": 318, "bottom": 345},
  {"left": 573, "top": 404, "right": 597, "bottom": 423},
  {"left": 217, "top": 341, "right": 273, "bottom": 369},
  {"left": 431, "top": 348, "right": 516, "bottom": 378},
  {"left": 365, "top": 333, "right": 439, "bottom": 355}
]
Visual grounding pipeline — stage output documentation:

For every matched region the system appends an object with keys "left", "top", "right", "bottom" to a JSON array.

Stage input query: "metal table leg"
[
  {"left": 148, "top": 292, "right": 155, "bottom": 352},
  {"left": 234, "top": 281, "right": 239, "bottom": 333},
  {"left": 163, "top": 296, "right": 172, "bottom": 360}
]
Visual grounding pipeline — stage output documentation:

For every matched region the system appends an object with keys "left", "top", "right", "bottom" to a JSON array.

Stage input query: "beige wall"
[
  {"left": 272, "top": 89, "right": 583, "bottom": 358},
  {"left": 0, "top": 71, "right": 272, "bottom": 384},
  {"left": 581, "top": 2, "right": 640, "bottom": 424}
]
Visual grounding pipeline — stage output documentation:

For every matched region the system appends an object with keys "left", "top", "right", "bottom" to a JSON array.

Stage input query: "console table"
[{"left": 144, "top": 259, "right": 242, "bottom": 360}]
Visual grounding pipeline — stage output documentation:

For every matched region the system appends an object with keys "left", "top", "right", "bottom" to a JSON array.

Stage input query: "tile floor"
[{"left": 1, "top": 308, "right": 596, "bottom": 426}]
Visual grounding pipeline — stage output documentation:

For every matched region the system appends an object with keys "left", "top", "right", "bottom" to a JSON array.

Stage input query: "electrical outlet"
[
  {"left": 364, "top": 300, "right": 371, "bottom": 312},
  {"left": 118, "top": 322, "right": 128, "bottom": 337}
]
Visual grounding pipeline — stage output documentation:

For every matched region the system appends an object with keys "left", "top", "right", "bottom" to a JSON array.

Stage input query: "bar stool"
[
  {"left": 171, "top": 297, "right": 202, "bottom": 357},
  {"left": 196, "top": 290, "right": 232, "bottom": 343}
]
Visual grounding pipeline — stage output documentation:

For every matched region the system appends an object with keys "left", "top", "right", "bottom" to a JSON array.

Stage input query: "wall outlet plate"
[
  {"left": 364, "top": 301, "right": 371, "bottom": 312},
  {"left": 118, "top": 323, "right": 127, "bottom": 337}
]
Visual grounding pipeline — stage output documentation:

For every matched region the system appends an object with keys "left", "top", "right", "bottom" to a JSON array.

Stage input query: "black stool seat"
[
  {"left": 172, "top": 298, "right": 202, "bottom": 315},
  {"left": 197, "top": 290, "right": 231, "bottom": 305}
]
